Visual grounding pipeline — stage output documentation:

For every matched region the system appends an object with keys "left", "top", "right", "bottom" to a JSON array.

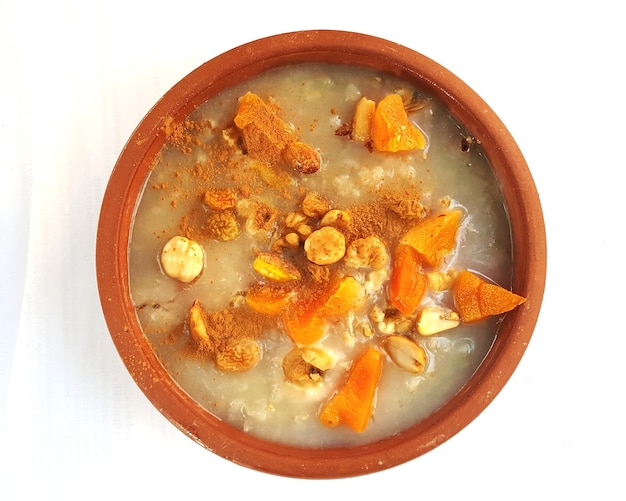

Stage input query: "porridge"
[{"left": 128, "top": 63, "right": 525, "bottom": 447}]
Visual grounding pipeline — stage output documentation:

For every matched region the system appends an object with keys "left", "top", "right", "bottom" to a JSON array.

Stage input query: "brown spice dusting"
[
  {"left": 163, "top": 116, "right": 214, "bottom": 154},
  {"left": 233, "top": 92, "right": 320, "bottom": 174},
  {"left": 334, "top": 122, "right": 352, "bottom": 137},
  {"left": 251, "top": 203, "right": 279, "bottom": 234},
  {"left": 191, "top": 302, "right": 273, "bottom": 357},
  {"left": 346, "top": 188, "right": 427, "bottom": 245}
]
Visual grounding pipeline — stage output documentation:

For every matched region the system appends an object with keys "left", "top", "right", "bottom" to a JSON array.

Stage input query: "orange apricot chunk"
[
  {"left": 233, "top": 92, "right": 293, "bottom": 166},
  {"left": 317, "top": 276, "right": 366, "bottom": 319},
  {"left": 234, "top": 92, "right": 320, "bottom": 174},
  {"left": 319, "top": 347, "right": 383, "bottom": 432},
  {"left": 245, "top": 283, "right": 293, "bottom": 316},
  {"left": 282, "top": 313, "right": 327, "bottom": 345},
  {"left": 453, "top": 270, "right": 527, "bottom": 323},
  {"left": 388, "top": 244, "right": 427, "bottom": 316},
  {"left": 371, "top": 94, "right": 427, "bottom": 152},
  {"left": 400, "top": 209, "right": 463, "bottom": 268}
]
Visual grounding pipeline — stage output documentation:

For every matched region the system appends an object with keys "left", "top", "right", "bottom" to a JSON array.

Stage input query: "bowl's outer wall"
[{"left": 96, "top": 30, "right": 546, "bottom": 479}]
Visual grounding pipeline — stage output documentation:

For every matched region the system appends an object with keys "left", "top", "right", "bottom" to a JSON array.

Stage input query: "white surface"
[{"left": 1, "top": 1, "right": 624, "bottom": 499}]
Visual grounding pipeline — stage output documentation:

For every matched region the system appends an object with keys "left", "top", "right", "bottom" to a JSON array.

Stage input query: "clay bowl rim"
[{"left": 96, "top": 29, "right": 546, "bottom": 479}]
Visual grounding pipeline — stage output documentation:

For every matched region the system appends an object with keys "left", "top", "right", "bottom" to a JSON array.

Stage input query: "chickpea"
[
  {"left": 304, "top": 226, "right": 346, "bottom": 265},
  {"left": 160, "top": 235, "right": 204, "bottom": 283}
]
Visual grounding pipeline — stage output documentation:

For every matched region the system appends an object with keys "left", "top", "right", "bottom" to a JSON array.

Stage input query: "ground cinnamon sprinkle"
[
  {"left": 233, "top": 92, "right": 320, "bottom": 174},
  {"left": 189, "top": 301, "right": 276, "bottom": 362},
  {"left": 154, "top": 92, "right": 430, "bottom": 374},
  {"left": 346, "top": 187, "right": 428, "bottom": 245},
  {"left": 163, "top": 116, "right": 214, "bottom": 154}
]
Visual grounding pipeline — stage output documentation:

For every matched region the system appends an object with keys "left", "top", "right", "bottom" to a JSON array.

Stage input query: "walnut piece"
[
  {"left": 344, "top": 236, "right": 389, "bottom": 270},
  {"left": 284, "top": 211, "right": 309, "bottom": 229}
]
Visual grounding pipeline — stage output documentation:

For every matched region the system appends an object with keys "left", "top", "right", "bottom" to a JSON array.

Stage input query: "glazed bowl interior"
[{"left": 96, "top": 30, "right": 546, "bottom": 478}]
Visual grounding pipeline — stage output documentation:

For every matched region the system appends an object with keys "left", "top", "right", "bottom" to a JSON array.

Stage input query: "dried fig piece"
[
  {"left": 215, "top": 338, "right": 260, "bottom": 372},
  {"left": 282, "top": 347, "right": 334, "bottom": 385}
]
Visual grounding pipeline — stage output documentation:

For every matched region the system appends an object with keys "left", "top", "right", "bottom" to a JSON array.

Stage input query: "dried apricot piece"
[
  {"left": 400, "top": 209, "right": 462, "bottom": 268},
  {"left": 319, "top": 346, "right": 383, "bottom": 432},
  {"left": 317, "top": 276, "right": 366, "bottom": 318},
  {"left": 245, "top": 283, "right": 293, "bottom": 316},
  {"left": 371, "top": 94, "right": 426, "bottom": 152},
  {"left": 454, "top": 270, "right": 527, "bottom": 323},
  {"left": 453, "top": 270, "right": 482, "bottom": 322},
  {"left": 479, "top": 280, "right": 527, "bottom": 318},
  {"left": 234, "top": 92, "right": 291, "bottom": 166},
  {"left": 282, "top": 313, "right": 327, "bottom": 345},
  {"left": 388, "top": 244, "right": 427, "bottom": 316},
  {"left": 234, "top": 92, "right": 319, "bottom": 173}
]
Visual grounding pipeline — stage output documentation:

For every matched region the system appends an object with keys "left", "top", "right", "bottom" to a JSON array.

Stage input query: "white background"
[{"left": 2, "top": 0, "right": 624, "bottom": 499}]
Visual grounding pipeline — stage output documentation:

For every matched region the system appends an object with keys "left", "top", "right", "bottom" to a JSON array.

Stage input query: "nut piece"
[
  {"left": 237, "top": 199, "right": 279, "bottom": 238},
  {"left": 270, "top": 232, "right": 300, "bottom": 252},
  {"left": 282, "top": 346, "right": 335, "bottom": 385},
  {"left": 351, "top": 96, "right": 375, "bottom": 142},
  {"left": 416, "top": 306, "right": 460, "bottom": 336},
  {"left": 284, "top": 232, "right": 300, "bottom": 247},
  {"left": 204, "top": 188, "right": 237, "bottom": 210},
  {"left": 207, "top": 211, "right": 240, "bottom": 241},
  {"left": 215, "top": 338, "right": 260, "bottom": 372},
  {"left": 426, "top": 269, "right": 459, "bottom": 292},
  {"left": 302, "top": 192, "right": 330, "bottom": 218},
  {"left": 284, "top": 211, "right": 309, "bottom": 229},
  {"left": 189, "top": 300, "right": 212, "bottom": 349},
  {"left": 372, "top": 307, "right": 414, "bottom": 334},
  {"left": 304, "top": 226, "right": 346, "bottom": 265},
  {"left": 160, "top": 235, "right": 204, "bottom": 283},
  {"left": 282, "top": 141, "right": 321, "bottom": 174},
  {"left": 344, "top": 236, "right": 389, "bottom": 270},
  {"left": 252, "top": 253, "right": 301, "bottom": 282},
  {"left": 320, "top": 209, "right": 351, "bottom": 229},
  {"left": 383, "top": 335, "right": 427, "bottom": 374},
  {"left": 295, "top": 223, "right": 313, "bottom": 239}
]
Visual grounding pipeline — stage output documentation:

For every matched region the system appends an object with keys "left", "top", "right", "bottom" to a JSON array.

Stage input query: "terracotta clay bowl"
[{"left": 96, "top": 30, "right": 546, "bottom": 478}]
